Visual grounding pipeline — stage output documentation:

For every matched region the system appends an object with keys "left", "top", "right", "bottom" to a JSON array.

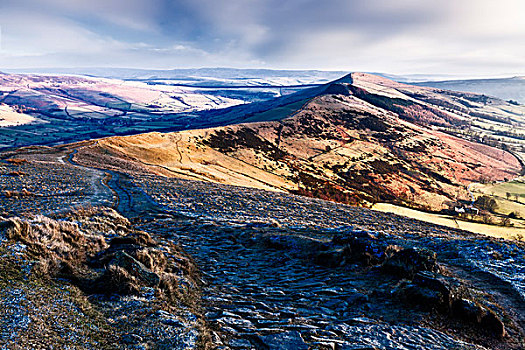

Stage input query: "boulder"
[
  {"left": 481, "top": 311, "right": 506, "bottom": 339},
  {"left": 452, "top": 299, "right": 485, "bottom": 324},
  {"left": 382, "top": 247, "right": 438, "bottom": 278},
  {"left": 109, "top": 251, "right": 160, "bottom": 287},
  {"left": 395, "top": 282, "right": 444, "bottom": 311},
  {"left": 330, "top": 231, "right": 389, "bottom": 266},
  {"left": 452, "top": 298, "right": 506, "bottom": 338},
  {"left": 412, "top": 271, "right": 458, "bottom": 309}
]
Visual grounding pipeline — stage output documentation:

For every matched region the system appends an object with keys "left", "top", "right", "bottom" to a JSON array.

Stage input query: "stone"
[
  {"left": 219, "top": 317, "right": 254, "bottom": 329},
  {"left": 259, "top": 331, "right": 308, "bottom": 350},
  {"left": 110, "top": 251, "right": 160, "bottom": 287},
  {"left": 396, "top": 282, "right": 443, "bottom": 311},
  {"left": 452, "top": 299, "right": 505, "bottom": 338},
  {"left": 382, "top": 247, "right": 438, "bottom": 278},
  {"left": 329, "top": 231, "right": 391, "bottom": 267},
  {"left": 229, "top": 338, "right": 253, "bottom": 349},
  {"left": 412, "top": 271, "right": 457, "bottom": 309},
  {"left": 481, "top": 311, "right": 506, "bottom": 339},
  {"left": 452, "top": 299, "right": 485, "bottom": 324},
  {"left": 317, "top": 287, "right": 344, "bottom": 295}
]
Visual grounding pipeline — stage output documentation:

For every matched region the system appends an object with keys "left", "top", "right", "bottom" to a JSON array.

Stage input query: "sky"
[{"left": 0, "top": 0, "right": 523, "bottom": 77}]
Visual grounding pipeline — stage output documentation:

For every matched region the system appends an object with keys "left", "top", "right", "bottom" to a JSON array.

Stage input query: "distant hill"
[
  {"left": 413, "top": 77, "right": 525, "bottom": 104},
  {"left": 3, "top": 67, "right": 349, "bottom": 86},
  {"left": 0, "top": 71, "right": 330, "bottom": 149}
]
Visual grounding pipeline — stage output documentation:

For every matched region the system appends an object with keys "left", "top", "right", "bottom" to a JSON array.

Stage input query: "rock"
[
  {"left": 219, "top": 317, "right": 254, "bottom": 330},
  {"left": 229, "top": 338, "right": 253, "bottom": 348},
  {"left": 110, "top": 251, "right": 160, "bottom": 286},
  {"left": 481, "top": 311, "right": 505, "bottom": 339},
  {"left": 395, "top": 282, "right": 444, "bottom": 311},
  {"left": 452, "top": 299, "right": 506, "bottom": 338},
  {"left": 315, "top": 247, "right": 346, "bottom": 267},
  {"left": 259, "top": 331, "right": 308, "bottom": 350},
  {"left": 412, "top": 271, "right": 457, "bottom": 309},
  {"left": 382, "top": 247, "right": 438, "bottom": 278},
  {"left": 317, "top": 287, "right": 344, "bottom": 295},
  {"left": 452, "top": 299, "right": 485, "bottom": 324},
  {"left": 319, "top": 231, "right": 389, "bottom": 267}
]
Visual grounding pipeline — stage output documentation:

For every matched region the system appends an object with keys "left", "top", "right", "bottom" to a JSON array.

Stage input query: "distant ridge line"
[{"left": 136, "top": 82, "right": 324, "bottom": 89}]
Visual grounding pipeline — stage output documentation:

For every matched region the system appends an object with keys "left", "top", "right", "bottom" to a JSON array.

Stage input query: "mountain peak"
[{"left": 350, "top": 72, "right": 409, "bottom": 87}]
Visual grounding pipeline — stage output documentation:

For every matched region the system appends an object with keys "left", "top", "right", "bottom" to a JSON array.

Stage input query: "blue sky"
[{"left": 0, "top": 0, "right": 523, "bottom": 77}]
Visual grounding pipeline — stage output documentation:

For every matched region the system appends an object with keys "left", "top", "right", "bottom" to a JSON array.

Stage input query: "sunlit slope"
[{"left": 92, "top": 73, "right": 523, "bottom": 210}]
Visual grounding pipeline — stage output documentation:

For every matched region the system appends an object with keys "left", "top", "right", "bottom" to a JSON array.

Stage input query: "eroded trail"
[
  {"left": 66, "top": 147, "right": 165, "bottom": 217},
  {"left": 140, "top": 219, "right": 493, "bottom": 349}
]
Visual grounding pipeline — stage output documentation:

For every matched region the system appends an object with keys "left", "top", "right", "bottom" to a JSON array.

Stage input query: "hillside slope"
[
  {"left": 79, "top": 73, "right": 523, "bottom": 211},
  {"left": 2, "top": 143, "right": 524, "bottom": 349}
]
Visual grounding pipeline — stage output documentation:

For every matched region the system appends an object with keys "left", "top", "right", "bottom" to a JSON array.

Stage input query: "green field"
[{"left": 471, "top": 179, "right": 525, "bottom": 217}]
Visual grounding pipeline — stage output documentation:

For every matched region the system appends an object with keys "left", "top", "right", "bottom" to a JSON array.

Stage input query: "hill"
[
  {"left": 414, "top": 77, "right": 525, "bottom": 105},
  {"left": 0, "top": 71, "right": 337, "bottom": 150},
  {"left": 86, "top": 73, "right": 524, "bottom": 211}
]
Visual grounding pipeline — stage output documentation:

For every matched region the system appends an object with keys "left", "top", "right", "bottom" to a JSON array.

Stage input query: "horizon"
[
  {"left": 0, "top": 0, "right": 524, "bottom": 78},
  {"left": 2, "top": 66, "right": 523, "bottom": 83}
]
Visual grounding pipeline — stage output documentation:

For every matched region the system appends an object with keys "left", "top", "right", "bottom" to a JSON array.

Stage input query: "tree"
[
  {"left": 501, "top": 217, "right": 511, "bottom": 227},
  {"left": 474, "top": 195, "right": 498, "bottom": 212},
  {"left": 506, "top": 192, "right": 512, "bottom": 200},
  {"left": 482, "top": 214, "right": 492, "bottom": 224}
]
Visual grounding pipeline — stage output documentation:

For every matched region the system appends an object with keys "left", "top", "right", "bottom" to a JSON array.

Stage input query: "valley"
[
  {"left": 2, "top": 0, "right": 523, "bottom": 348},
  {"left": 0, "top": 70, "right": 329, "bottom": 150},
  {"left": 372, "top": 203, "right": 525, "bottom": 241}
]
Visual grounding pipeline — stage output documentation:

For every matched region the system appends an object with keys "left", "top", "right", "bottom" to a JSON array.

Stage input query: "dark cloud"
[{"left": 0, "top": 0, "right": 523, "bottom": 77}]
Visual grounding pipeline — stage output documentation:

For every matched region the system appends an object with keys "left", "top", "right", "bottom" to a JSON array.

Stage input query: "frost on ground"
[
  {"left": 0, "top": 207, "right": 205, "bottom": 350},
  {"left": 0, "top": 146, "right": 524, "bottom": 349}
]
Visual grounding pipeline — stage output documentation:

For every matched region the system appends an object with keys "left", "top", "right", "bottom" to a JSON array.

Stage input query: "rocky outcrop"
[
  {"left": 258, "top": 228, "right": 510, "bottom": 342},
  {"left": 382, "top": 247, "right": 439, "bottom": 278}
]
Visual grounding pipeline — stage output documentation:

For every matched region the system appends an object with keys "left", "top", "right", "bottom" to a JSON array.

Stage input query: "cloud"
[{"left": 0, "top": 0, "right": 523, "bottom": 76}]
